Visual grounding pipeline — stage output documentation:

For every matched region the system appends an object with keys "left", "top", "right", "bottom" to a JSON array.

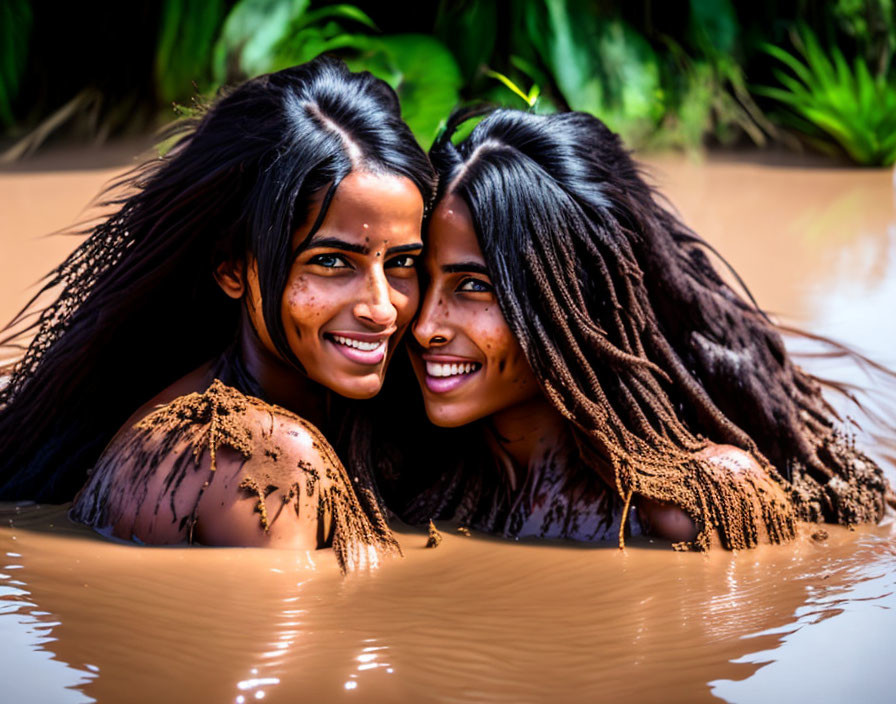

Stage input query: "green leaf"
[
  {"left": 531, "top": 1, "right": 662, "bottom": 145},
  {"left": 760, "top": 42, "right": 815, "bottom": 86},
  {"left": 345, "top": 34, "right": 462, "bottom": 149},
  {"left": 758, "top": 23, "right": 896, "bottom": 165},
  {"left": 292, "top": 4, "right": 377, "bottom": 32},
  {"left": 527, "top": 84, "right": 541, "bottom": 104},
  {"left": 540, "top": 0, "right": 604, "bottom": 114},
  {"left": 435, "top": 0, "right": 497, "bottom": 83},
  {"left": 156, "top": 0, "right": 227, "bottom": 103},
  {"left": 270, "top": 30, "right": 374, "bottom": 72},
  {"left": 213, "top": 0, "right": 310, "bottom": 82},
  {"left": 484, "top": 69, "right": 538, "bottom": 107},
  {"left": 450, "top": 114, "right": 486, "bottom": 145}
]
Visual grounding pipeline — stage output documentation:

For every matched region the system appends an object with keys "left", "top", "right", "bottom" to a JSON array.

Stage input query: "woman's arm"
[{"left": 635, "top": 496, "right": 699, "bottom": 543}]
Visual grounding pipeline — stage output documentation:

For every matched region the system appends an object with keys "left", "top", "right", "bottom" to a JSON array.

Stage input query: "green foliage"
[
  {"left": 0, "top": 0, "right": 32, "bottom": 127},
  {"left": 833, "top": 0, "right": 894, "bottom": 76},
  {"left": 345, "top": 34, "right": 463, "bottom": 149},
  {"left": 520, "top": 0, "right": 664, "bottom": 146},
  {"left": 435, "top": 0, "right": 497, "bottom": 83},
  {"left": 6, "top": 0, "right": 896, "bottom": 165},
  {"left": 267, "top": 5, "right": 378, "bottom": 71},
  {"left": 155, "top": 0, "right": 228, "bottom": 103},
  {"left": 213, "top": 0, "right": 311, "bottom": 83},
  {"left": 756, "top": 25, "right": 896, "bottom": 165},
  {"left": 651, "top": 0, "right": 773, "bottom": 151},
  {"left": 211, "top": 1, "right": 461, "bottom": 149}
]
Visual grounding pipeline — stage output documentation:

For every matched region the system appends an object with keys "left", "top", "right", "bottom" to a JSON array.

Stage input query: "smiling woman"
[
  {"left": 0, "top": 57, "right": 435, "bottom": 571},
  {"left": 390, "top": 107, "right": 890, "bottom": 552},
  {"left": 215, "top": 170, "right": 425, "bottom": 402}
]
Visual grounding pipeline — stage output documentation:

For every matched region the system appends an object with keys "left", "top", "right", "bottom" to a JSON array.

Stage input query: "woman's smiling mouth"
[
  {"left": 422, "top": 356, "right": 483, "bottom": 393},
  {"left": 325, "top": 332, "right": 389, "bottom": 365}
]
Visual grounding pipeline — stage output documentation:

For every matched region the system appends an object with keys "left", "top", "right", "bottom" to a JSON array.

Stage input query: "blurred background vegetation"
[{"left": 1, "top": 0, "right": 894, "bottom": 164}]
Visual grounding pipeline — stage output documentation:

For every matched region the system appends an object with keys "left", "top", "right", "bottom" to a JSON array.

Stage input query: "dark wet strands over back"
[{"left": 416, "top": 108, "right": 891, "bottom": 550}]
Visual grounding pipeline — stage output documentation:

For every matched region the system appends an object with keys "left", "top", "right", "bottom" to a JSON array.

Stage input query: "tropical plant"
[
  {"left": 520, "top": 0, "right": 665, "bottom": 147},
  {"left": 211, "top": 0, "right": 461, "bottom": 148},
  {"left": 755, "top": 24, "right": 896, "bottom": 166},
  {"left": 832, "top": 0, "right": 894, "bottom": 76},
  {"left": 155, "top": 0, "right": 228, "bottom": 104},
  {"left": 651, "top": 0, "right": 776, "bottom": 150},
  {"left": 0, "top": 0, "right": 31, "bottom": 128},
  {"left": 4, "top": 0, "right": 892, "bottom": 165}
]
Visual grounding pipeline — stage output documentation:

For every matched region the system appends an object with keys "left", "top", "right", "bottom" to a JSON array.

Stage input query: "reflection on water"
[
  {"left": 0, "top": 509, "right": 97, "bottom": 703},
  {"left": 2, "top": 506, "right": 895, "bottom": 703},
  {"left": 711, "top": 532, "right": 896, "bottom": 704},
  {"left": 1, "top": 151, "right": 895, "bottom": 703}
]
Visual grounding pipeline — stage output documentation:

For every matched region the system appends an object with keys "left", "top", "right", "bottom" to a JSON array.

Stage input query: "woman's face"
[
  {"left": 409, "top": 194, "right": 540, "bottom": 427},
  {"left": 245, "top": 170, "right": 425, "bottom": 400}
]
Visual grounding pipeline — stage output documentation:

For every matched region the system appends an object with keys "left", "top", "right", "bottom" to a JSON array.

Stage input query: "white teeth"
[
  {"left": 332, "top": 335, "right": 382, "bottom": 351},
  {"left": 426, "top": 362, "right": 480, "bottom": 377}
]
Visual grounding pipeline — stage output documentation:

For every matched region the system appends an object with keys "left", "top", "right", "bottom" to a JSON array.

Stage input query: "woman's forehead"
[
  {"left": 301, "top": 171, "right": 424, "bottom": 249},
  {"left": 427, "top": 197, "right": 484, "bottom": 263}
]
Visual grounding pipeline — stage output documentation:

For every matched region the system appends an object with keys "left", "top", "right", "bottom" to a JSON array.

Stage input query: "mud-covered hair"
[
  {"left": 422, "top": 107, "right": 888, "bottom": 548},
  {"left": 0, "top": 56, "right": 435, "bottom": 504}
]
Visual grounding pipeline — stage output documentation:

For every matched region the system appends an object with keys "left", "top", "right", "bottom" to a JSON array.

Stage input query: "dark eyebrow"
[
  {"left": 443, "top": 261, "right": 490, "bottom": 276},
  {"left": 305, "top": 237, "right": 369, "bottom": 255},
  {"left": 386, "top": 243, "right": 423, "bottom": 255}
]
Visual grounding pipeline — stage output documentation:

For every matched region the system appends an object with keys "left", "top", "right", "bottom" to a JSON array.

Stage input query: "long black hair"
[
  {"left": 410, "top": 107, "right": 889, "bottom": 549},
  {"left": 0, "top": 56, "right": 435, "bottom": 504}
]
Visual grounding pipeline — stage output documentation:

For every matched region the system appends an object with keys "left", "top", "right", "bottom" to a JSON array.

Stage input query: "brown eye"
[
  {"left": 385, "top": 254, "right": 418, "bottom": 269},
  {"left": 457, "top": 277, "right": 492, "bottom": 293}
]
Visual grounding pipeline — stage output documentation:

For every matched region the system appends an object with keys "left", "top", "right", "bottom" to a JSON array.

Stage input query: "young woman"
[
  {"left": 397, "top": 108, "right": 890, "bottom": 551},
  {"left": 0, "top": 57, "right": 435, "bottom": 570}
]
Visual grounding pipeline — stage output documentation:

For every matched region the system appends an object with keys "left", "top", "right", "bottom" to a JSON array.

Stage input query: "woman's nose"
[
  {"left": 413, "top": 288, "right": 452, "bottom": 348},
  {"left": 353, "top": 268, "right": 398, "bottom": 328}
]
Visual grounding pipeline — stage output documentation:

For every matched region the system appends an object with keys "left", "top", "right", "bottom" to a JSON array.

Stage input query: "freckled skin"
[
  {"left": 409, "top": 196, "right": 541, "bottom": 428},
  {"left": 237, "top": 170, "right": 425, "bottom": 401},
  {"left": 409, "top": 195, "right": 782, "bottom": 547},
  {"left": 87, "top": 172, "right": 426, "bottom": 549}
]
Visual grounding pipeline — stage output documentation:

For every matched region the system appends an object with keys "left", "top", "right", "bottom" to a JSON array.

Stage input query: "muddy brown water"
[{"left": 2, "top": 144, "right": 895, "bottom": 703}]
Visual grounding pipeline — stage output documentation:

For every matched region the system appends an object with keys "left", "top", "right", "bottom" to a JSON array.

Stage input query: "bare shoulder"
[
  {"left": 71, "top": 380, "right": 343, "bottom": 549},
  {"left": 695, "top": 442, "right": 795, "bottom": 547},
  {"left": 695, "top": 444, "right": 765, "bottom": 477},
  {"left": 637, "top": 445, "right": 790, "bottom": 547},
  {"left": 194, "top": 392, "right": 345, "bottom": 549}
]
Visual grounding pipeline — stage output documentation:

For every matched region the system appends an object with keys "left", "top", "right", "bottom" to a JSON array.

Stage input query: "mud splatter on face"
[
  {"left": 405, "top": 190, "right": 804, "bottom": 552},
  {"left": 239, "top": 171, "right": 424, "bottom": 401},
  {"left": 409, "top": 196, "right": 541, "bottom": 429}
]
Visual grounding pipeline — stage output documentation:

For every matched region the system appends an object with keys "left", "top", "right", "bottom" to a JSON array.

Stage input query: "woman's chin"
[
  {"left": 424, "top": 403, "right": 479, "bottom": 429},
  {"left": 322, "top": 374, "right": 385, "bottom": 400}
]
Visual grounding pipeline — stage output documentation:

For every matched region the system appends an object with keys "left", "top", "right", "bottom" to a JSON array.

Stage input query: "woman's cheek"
[
  {"left": 284, "top": 276, "right": 335, "bottom": 328},
  {"left": 390, "top": 278, "right": 420, "bottom": 325}
]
